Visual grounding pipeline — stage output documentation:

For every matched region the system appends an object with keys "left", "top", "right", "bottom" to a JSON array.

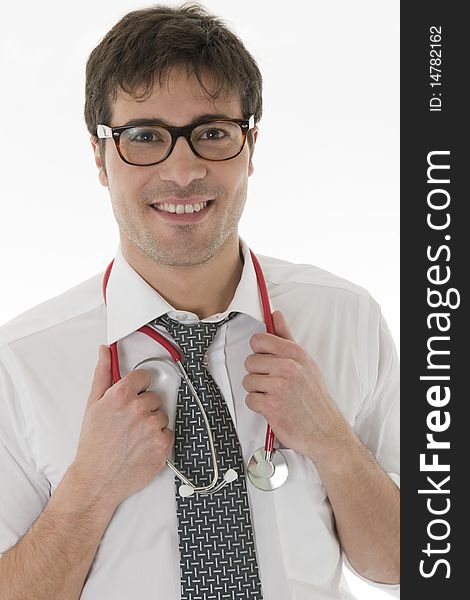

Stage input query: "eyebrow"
[{"left": 121, "top": 113, "right": 234, "bottom": 127}]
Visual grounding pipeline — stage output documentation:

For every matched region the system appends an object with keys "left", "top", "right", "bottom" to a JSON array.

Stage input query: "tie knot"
[{"left": 152, "top": 312, "right": 238, "bottom": 364}]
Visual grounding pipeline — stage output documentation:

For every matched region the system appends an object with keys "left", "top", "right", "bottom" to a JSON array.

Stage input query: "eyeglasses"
[{"left": 96, "top": 115, "right": 255, "bottom": 167}]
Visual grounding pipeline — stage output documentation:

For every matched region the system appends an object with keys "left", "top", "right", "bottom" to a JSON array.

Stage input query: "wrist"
[
  {"left": 306, "top": 426, "right": 367, "bottom": 475},
  {"left": 53, "top": 461, "right": 119, "bottom": 523}
]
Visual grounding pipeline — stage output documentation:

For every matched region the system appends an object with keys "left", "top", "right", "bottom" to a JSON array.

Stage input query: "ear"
[
  {"left": 90, "top": 136, "right": 109, "bottom": 187},
  {"left": 248, "top": 127, "right": 259, "bottom": 177}
]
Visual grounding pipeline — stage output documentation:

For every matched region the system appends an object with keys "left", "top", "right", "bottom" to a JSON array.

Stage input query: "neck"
[{"left": 121, "top": 234, "right": 244, "bottom": 319}]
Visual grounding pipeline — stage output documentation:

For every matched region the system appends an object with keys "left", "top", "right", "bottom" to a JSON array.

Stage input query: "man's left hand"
[{"left": 243, "top": 310, "right": 355, "bottom": 463}]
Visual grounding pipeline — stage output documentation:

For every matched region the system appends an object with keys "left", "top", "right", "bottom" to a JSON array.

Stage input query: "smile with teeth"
[{"left": 153, "top": 201, "right": 210, "bottom": 214}]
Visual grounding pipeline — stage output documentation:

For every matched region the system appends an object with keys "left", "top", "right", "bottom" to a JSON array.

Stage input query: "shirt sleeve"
[
  {"left": 342, "top": 300, "right": 400, "bottom": 595},
  {"left": 0, "top": 345, "right": 50, "bottom": 555},
  {"left": 354, "top": 300, "right": 400, "bottom": 485}
]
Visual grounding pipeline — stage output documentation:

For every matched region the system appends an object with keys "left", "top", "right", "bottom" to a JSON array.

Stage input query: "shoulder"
[
  {"left": 255, "top": 252, "right": 382, "bottom": 343},
  {"left": 0, "top": 273, "right": 104, "bottom": 348},
  {"left": 256, "top": 252, "right": 373, "bottom": 302}
]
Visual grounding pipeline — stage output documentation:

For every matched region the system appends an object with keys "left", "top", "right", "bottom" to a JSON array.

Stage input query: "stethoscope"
[{"left": 102, "top": 249, "right": 288, "bottom": 497}]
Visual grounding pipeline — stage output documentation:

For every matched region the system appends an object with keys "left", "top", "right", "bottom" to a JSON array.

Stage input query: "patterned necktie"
[{"left": 152, "top": 312, "right": 264, "bottom": 600}]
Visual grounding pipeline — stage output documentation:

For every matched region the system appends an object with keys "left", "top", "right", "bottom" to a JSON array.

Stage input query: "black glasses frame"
[{"left": 96, "top": 116, "right": 255, "bottom": 166}]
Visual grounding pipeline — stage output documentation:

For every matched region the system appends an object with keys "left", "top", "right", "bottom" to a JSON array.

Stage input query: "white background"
[{"left": 0, "top": 1, "right": 399, "bottom": 598}]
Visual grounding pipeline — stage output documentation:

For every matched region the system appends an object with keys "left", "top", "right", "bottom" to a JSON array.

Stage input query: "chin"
[
  {"left": 134, "top": 239, "right": 216, "bottom": 267},
  {"left": 123, "top": 222, "right": 234, "bottom": 267}
]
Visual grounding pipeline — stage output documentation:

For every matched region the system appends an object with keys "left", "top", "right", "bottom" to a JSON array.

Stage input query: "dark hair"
[{"left": 84, "top": 3, "right": 263, "bottom": 155}]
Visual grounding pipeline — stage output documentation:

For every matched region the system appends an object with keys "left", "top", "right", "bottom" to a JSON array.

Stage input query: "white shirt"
[{"left": 0, "top": 239, "right": 400, "bottom": 599}]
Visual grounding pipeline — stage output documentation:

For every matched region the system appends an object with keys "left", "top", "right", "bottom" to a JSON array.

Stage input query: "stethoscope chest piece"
[{"left": 247, "top": 448, "right": 288, "bottom": 491}]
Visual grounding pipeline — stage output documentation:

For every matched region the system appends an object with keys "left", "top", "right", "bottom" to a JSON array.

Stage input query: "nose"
[{"left": 157, "top": 136, "right": 207, "bottom": 186}]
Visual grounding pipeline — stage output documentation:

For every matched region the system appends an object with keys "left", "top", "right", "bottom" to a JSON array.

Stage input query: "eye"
[
  {"left": 127, "top": 128, "right": 166, "bottom": 144},
  {"left": 198, "top": 127, "right": 231, "bottom": 141}
]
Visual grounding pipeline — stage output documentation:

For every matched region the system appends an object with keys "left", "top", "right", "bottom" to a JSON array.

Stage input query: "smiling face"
[{"left": 92, "top": 66, "right": 258, "bottom": 268}]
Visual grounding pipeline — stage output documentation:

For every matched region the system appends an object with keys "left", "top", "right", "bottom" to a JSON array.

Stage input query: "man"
[{"left": 0, "top": 4, "right": 399, "bottom": 599}]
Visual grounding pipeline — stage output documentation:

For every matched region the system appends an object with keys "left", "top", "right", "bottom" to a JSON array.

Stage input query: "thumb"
[
  {"left": 88, "top": 345, "right": 113, "bottom": 405},
  {"left": 272, "top": 310, "right": 295, "bottom": 341}
]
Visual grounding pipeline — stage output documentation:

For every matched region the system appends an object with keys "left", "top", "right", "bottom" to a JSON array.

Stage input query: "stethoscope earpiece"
[
  {"left": 178, "top": 468, "right": 239, "bottom": 498},
  {"left": 179, "top": 484, "right": 195, "bottom": 498},
  {"left": 224, "top": 468, "right": 238, "bottom": 484}
]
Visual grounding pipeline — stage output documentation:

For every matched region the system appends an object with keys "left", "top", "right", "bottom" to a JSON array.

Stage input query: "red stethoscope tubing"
[{"left": 102, "top": 249, "right": 276, "bottom": 454}]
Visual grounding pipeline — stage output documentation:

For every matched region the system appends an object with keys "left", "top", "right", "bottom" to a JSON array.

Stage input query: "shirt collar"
[{"left": 105, "top": 238, "right": 266, "bottom": 344}]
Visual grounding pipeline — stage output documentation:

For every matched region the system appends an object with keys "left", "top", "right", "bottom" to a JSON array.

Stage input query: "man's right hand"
[{"left": 72, "top": 345, "right": 174, "bottom": 508}]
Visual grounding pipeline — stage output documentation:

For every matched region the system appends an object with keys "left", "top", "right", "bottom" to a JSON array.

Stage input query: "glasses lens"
[
  {"left": 191, "top": 121, "right": 244, "bottom": 160},
  {"left": 119, "top": 126, "right": 172, "bottom": 165}
]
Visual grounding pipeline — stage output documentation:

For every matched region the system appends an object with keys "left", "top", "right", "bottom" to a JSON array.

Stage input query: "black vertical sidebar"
[{"left": 401, "top": 3, "right": 467, "bottom": 598}]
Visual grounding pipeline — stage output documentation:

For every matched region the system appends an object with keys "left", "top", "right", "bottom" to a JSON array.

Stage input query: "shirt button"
[{"left": 175, "top": 313, "right": 187, "bottom": 321}]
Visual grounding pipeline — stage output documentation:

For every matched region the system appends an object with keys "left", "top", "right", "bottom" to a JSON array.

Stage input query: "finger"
[
  {"left": 245, "top": 355, "right": 301, "bottom": 384},
  {"left": 249, "top": 331, "right": 301, "bottom": 361},
  {"left": 88, "top": 345, "right": 113, "bottom": 405},
  {"left": 244, "top": 353, "right": 271, "bottom": 374},
  {"left": 245, "top": 353, "right": 290, "bottom": 375},
  {"left": 272, "top": 310, "right": 295, "bottom": 341},
  {"left": 151, "top": 410, "right": 170, "bottom": 430},
  {"left": 138, "top": 391, "right": 164, "bottom": 413},
  {"left": 161, "top": 427, "right": 175, "bottom": 452},
  {"left": 245, "top": 391, "right": 269, "bottom": 417},
  {"left": 119, "top": 368, "right": 152, "bottom": 395},
  {"left": 243, "top": 373, "right": 279, "bottom": 394}
]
